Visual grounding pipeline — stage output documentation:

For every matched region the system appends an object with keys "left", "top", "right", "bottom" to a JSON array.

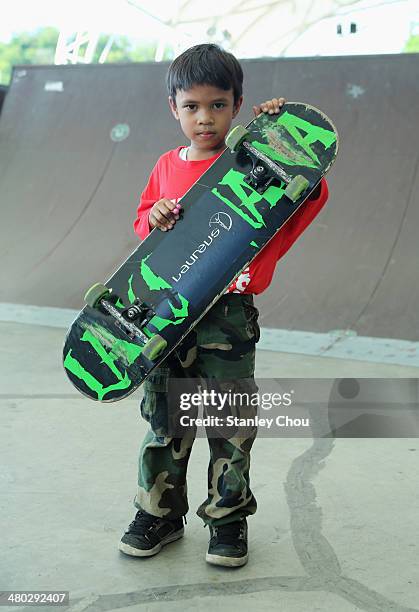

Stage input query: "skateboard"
[{"left": 63, "top": 102, "right": 338, "bottom": 402}]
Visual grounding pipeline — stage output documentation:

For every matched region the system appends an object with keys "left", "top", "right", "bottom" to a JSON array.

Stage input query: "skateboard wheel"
[
  {"left": 285, "top": 175, "right": 310, "bottom": 203},
  {"left": 142, "top": 335, "right": 168, "bottom": 361},
  {"left": 84, "top": 283, "right": 111, "bottom": 309},
  {"left": 226, "top": 125, "right": 250, "bottom": 152}
]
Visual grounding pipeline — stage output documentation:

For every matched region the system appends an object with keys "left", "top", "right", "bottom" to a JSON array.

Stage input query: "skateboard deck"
[{"left": 63, "top": 102, "right": 338, "bottom": 402}]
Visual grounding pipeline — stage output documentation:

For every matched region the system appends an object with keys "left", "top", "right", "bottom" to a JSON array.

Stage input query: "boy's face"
[{"left": 169, "top": 84, "right": 243, "bottom": 159}]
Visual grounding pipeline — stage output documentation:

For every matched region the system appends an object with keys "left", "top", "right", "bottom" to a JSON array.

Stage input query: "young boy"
[{"left": 119, "top": 44, "right": 328, "bottom": 567}]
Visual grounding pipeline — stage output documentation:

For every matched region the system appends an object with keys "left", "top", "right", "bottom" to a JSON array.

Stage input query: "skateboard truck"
[
  {"left": 226, "top": 125, "right": 310, "bottom": 202},
  {"left": 84, "top": 283, "right": 167, "bottom": 361},
  {"left": 122, "top": 299, "right": 153, "bottom": 324}
]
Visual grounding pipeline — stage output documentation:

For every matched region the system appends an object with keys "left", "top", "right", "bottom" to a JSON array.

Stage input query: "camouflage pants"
[{"left": 134, "top": 293, "right": 260, "bottom": 527}]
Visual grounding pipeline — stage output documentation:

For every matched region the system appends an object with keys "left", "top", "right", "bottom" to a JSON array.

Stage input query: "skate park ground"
[{"left": 1, "top": 311, "right": 418, "bottom": 612}]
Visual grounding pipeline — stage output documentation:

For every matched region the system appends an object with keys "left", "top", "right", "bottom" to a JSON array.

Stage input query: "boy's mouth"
[{"left": 196, "top": 131, "right": 216, "bottom": 138}]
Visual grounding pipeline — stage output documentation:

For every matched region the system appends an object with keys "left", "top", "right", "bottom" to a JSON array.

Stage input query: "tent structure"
[{"left": 54, "top": 0, "right": 373, "bottom": 63}]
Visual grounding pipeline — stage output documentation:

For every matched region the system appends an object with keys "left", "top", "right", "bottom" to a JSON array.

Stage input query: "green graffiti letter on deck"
[
  {"left": 169, "top": 293, "right": 189, "bottom": 320},
  {"left": 64, "top": 350, "right": 132, "bottom": 401},
  {"left": 141, "top": 255, "right": 171, "bottom": 290},
  {"left": 211, "top": 168, "right": 286, "bottom": 229},
  {"left": 63, "top": 327, "right": 145, "bottom": 400},
  {"left": 255, "top": 111, "right": 336, "bottom": 168},
  {"left": 146, "top": 293, "right": 189, "bottom": 332},
  {"left": 279, "top": 111, "right": 336, "bottom": 158},
  {"left": 127, "top": 274, "right": 136, "bottom": 304},
  {"left": 140, "top": 255, "right": 190, "bottom": 330}
]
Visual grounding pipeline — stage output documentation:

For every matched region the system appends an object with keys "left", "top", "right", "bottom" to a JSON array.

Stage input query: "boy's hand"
[
  {"left": 252, "top": 97, "right": 286, "bottom": 117},
  {"left": 149, "top": 198, "right": 181, "bottom": 231}
]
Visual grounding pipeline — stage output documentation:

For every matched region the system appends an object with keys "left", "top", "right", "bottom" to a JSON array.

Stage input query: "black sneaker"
[
  {"left": 119, "top": 510, "right": 185, "bottom": 557},
  {"left": 206, "top": 519, "right": 248, "bottom": 567}
]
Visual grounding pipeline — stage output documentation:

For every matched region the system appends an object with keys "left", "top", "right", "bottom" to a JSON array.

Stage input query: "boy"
[{"left": 119, "top": 44, "right": 328, "bottom": 567}]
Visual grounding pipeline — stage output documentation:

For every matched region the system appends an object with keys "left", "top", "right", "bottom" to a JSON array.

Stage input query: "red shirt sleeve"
[
  {"left": 275, "top": 177, "right": 329, "bottom": 261},
  {"left": 133, "top": 162, "right": 161, "bottom": 241}
]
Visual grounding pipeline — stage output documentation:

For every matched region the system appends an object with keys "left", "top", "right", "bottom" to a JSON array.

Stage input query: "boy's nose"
[{"left": 197, "top": 111, "right": 214, "bottom": 125}]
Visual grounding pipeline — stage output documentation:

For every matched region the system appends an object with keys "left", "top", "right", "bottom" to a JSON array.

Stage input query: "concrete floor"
[{"left": 1, "top": 320, "right": 418, "bottom": 612}]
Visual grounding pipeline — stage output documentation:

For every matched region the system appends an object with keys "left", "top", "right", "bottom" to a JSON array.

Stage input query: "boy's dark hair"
[{"left": 166, "top": 44, "right": 243, "bottom": 106}]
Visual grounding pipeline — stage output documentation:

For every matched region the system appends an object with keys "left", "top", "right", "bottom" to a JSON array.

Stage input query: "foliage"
[
  {"left": 0, "top": 27, "right": 57, "bottom": 84},
  {"left": 0, "top": 28, "right": 171, "bottom": 85},
  {"left": 404, "top": 34, "right": 419, "bottom": 53}
]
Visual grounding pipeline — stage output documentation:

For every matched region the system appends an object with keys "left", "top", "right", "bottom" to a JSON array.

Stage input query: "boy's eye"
[{"left": 182, "top": 103, "right": 225, "bottom": 111}]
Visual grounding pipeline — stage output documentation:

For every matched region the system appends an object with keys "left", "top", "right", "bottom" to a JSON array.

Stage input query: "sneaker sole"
[
  {"left": 118, "top": 528, "right": 184, "bottom": 557},
  {"left": 206, "top": 552, "right": 249, "bottom": 567}
]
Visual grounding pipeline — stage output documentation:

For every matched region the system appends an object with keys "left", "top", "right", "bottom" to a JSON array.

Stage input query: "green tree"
[
  {"left": 404, "top": 34, "right": 419, "bottom": 53},
  {"left": 0, "top": 27, "right": 58, "bottom": 84},
  {"left": 93, "top": 35, "right": 166, "bottom": 63},
  {"left": 0, "top": 28, "right": 171, "bottom": 85}
]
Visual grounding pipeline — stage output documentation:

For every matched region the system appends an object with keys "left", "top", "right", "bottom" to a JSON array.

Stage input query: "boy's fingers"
[
  {"left": 161, "top": 200, "right": 178, "bottom": 217},
  {"left": 164, "top": 200, "right": 182, "bottom": 218},
  {"left": 266, "top": 100, "right": 277, "bottom": 114},
  {"left": 254, "top": 97, "right": 287, "bottom": 118},
  {"left": 260, "top": 97, "right": 286, "bottom": 114},
  {"left": 275, "top": 97, "right": 286, "bottom": 111},
  {"left": 150, "top": 214, "right": 166, "bottom": 231},
  {"left": 150, "top": 199, "right": 182, "bottom": 231},
  {"left": 258, "top": 101, "right": 275, "bottom": 115},
  {"left": 156, "top": 206, "right": 172, "bottom": 223},
  {"left": 152, "top": 208, "right": 174, "bottom": 230}
]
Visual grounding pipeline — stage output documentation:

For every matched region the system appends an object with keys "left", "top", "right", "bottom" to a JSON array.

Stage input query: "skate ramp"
[
  {"left": 0, "top": 55, "right": 418, "bottom": 341},
  {"left": 255, "top": 54, "right": 419, "bottom": 341},
  {"left": 0, "top": 63, "right": 178, "bottom": 309}
]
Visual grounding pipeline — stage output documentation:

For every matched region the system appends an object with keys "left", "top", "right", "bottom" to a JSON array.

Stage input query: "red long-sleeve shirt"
[{"left": 134, "top": 146, "right": 328, "bottom": 295}]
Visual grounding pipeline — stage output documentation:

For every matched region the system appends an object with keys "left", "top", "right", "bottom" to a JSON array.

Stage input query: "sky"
[
  {"left": 286, "top": 0, "right": 419, "bottom": 56},
  {"left": 0, "top": 0, "right": 164, "bottom": 42},
  {"left": 0, "top": 0, "right": 418, "bottom": 57}
]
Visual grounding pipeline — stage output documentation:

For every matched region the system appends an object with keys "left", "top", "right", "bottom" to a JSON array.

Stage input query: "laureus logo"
[
  {"left": 209, "top": 212, "right": 233, "bottom": 231},
  {"left": 172, "top": 212, "right": 233, "bottom": 283}
]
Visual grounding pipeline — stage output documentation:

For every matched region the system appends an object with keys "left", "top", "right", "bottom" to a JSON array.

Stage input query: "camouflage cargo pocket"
[
  {"left": 139, "top": 367, "right": 170, "bottom": 435},
  {"left": 242, "top": 300, "right": 260, "bottom": 343},
  {"left": 197, "top": 295, "right": 260, "bottom": 348},
  {"left": 226, "top": 297, "right": 260, "bottom": 344}
]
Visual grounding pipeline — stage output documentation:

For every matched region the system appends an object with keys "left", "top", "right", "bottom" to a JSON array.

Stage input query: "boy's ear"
[
  {"left": 168, "top": 96, "right": 179, "bottom": 120},
  {"left": 232, "top": 95, "right": 243, "bottom": 118}
]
